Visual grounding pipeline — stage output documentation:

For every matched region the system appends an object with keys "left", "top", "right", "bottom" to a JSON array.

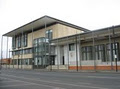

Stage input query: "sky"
[{"left": 0, "top": 0, "right": 120, "bottom": 58}]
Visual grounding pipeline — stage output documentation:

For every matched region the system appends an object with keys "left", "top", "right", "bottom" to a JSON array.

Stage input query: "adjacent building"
[{"left": 2, "top": 16, "right": 120, "bottom": 71}]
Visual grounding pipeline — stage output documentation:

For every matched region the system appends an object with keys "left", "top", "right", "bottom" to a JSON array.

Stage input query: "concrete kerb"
[{"left": 2, "top": 67, "right": 120, "bottom": 74}]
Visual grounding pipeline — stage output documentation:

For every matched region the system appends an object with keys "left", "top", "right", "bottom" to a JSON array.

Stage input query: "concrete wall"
[
  {"left": 27, "top": 23, "right": 82, "bottom": 48},
  {"left": 53, "top": 37, "right": 120, "bottom": 70},
  {"left": 12, "top": 54, "right": 32, "bottom": 59},
  {"left": 2, "top": 65, "right": 32, "bottom": 69}
]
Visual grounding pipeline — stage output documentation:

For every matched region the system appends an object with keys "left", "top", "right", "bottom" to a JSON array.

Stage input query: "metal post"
[
  {"left": 108, "top": 28, "right": 113, "bottom": 70},
  {"left": 92, "top": 32, "right": 96, "bottom": 72},
  {"left": 21, "top": 29, "right": 23, "bottom": 69},
  {"left": 67, "top": 37, "right": 69, "bottom": 70},
  {"left": 9, "top": 49, "right": 10, "bottom": 68},
  {"left": 18, "top": 36, "right": 19, "bottom": 69},
  {"left": 113, "top": 26, "right": 118, "bottom": 72},
  {"left": 32, "top": 24, "right": 34, "bottom": 70},
  {"left": 75, "top": 36, "right": 78, "bottom": 71},
  {"left": 48, "top": 40, "right": 52, "bottom": 71},
  {"left": 6, "top": 37, "right": 8, "bottom": 68},
  {"left": 13, "top": 32, "right": 16, "bottom": 68},
  {"left": 57, "top": 39, "right": 59, "bottom": 70},
  {"left": 44, "top": 17, "right": 47, "bottom": 69},
  {"left": 78, "top": 34, "right": 82, "bottom": 70},
  {"left": 1, "top": 36, "right": 3, "bottom": 68}
]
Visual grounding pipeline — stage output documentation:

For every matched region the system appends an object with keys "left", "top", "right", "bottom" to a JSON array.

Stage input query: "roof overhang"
[{"left": 3, "top": 15, "right": 90, "bottom": 37}]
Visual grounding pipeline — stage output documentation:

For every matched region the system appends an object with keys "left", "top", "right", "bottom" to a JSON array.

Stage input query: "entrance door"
[
  {"left": 60, "top": 45, "right": 64, "bottom": 65},
  {"left": 50, "top": 56, "right": 55, "bottom": 65},
  {"left": 62, "top": 56, "right": 65, "bottom": 65}
]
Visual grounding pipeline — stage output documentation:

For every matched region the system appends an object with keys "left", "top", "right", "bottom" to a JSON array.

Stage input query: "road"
[{"left": 0, "top": 69, "right": 120, "bottom": 89}]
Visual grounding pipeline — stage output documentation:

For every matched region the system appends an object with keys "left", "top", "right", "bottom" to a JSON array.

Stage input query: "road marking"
[
  {"left": 77, "top": 82, "right": 92, "bottom": 85},
  {"left": 0, "top": 83, "right": 33, "bottom": 87},
  {"left": 4, "top": 70, "right": 120, "bottom": 80},
  {"left": 0, "top": 76, "right": 65, "bottom": 89},
  {"left": 53, "top": 80, "right": 60, "bottom": 82},
  {"left": 87, "top": 76, "right": 120, "bottom": 79},
  {"left": 2, "top": 74, "right": 109, "bottom": 89},
  {"left": 53, "top": 87, "right": 66, "bottom": 89}
]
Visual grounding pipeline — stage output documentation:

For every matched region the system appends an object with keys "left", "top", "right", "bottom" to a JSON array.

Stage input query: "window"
[
  {"left": 22, "top": 33, "right": 28, "bottom": 47},
  {"left": 34, "top": 57, "right": 38, "bottom": 65},
  {"left": 82, "top": 47, "right": 87, "bottom": 60},
  {"left": 24, "top": 33, "right": 27, "bottom": 47},
  {"left": 18, "top": 35, "right": 21, "bottom": 48},
  {"left": 95, "top": 44, "right": 105, "bottom": 61},
  {"left": 12, "top": 37, "right": 16, "bottom": 49},
  {"left": 16, "top": 36, "right": 19, "bottom": 48},
  {"left": 46, "top": 30, "right": 53, "bottom": 40},
  {"left": 69, "top": 43, "right": 75, "bottom": 51},
  {"left": 106, "top": 42, "right": 119, "bottom": 62},
  {"left": 38, "top": 57, "right": 42, "bottom": 65},
  {"left": 82, "top": 46, "right": 92, "bottom": 61}
]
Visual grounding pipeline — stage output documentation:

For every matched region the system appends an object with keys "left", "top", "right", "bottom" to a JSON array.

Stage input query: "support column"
[
  {"left": 67, "top": 37, "right": 69, "bottom": 70},
  {"left": 21, "top": 29, "right": 23, "bottom": 69},
  {"left": 6, "top": 36, "right": 8, "bottom": 68},
  {"left": 48, "top": 40, "right": 52, "bottom": 71},
  {"left": 75, "top": 36, "right": 78, "bottom": 71},
  {"left": 92, "top": 32, "right": 96, "bottom": 72},
  {"left": 13, "top": 31, "right": 16, "bottom": 68},
  {"left": 44, "top": 17, "right": 47, "bottom": 69},
  {"left": 108, "top": 28, "right": 113, "bottom": 70},
  {"left": 32, "top": 24, "right": 34, "bottom": 69},
  {"left": 78, "top": 34, "right": 82, "bottom": 70},
  {"left": 113, "top": 26, "right": 118, "bottom": 72},
  {"left": 57, "top": 39, "right": 59, "bottom": 70},
  {"left": 9, "top": 49, "right": 10, "bottom": 68},
  {"left": 1, "top": 36, "right": 3, "bottom": 68}
]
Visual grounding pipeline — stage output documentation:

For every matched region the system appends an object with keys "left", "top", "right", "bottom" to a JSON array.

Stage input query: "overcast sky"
[{"left": 0, "top": 0, "right": 120, "bottom": 58}]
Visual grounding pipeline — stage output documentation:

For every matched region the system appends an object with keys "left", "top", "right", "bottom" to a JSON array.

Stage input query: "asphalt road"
[{"left": 0, "top": 69, "right": 120, "bottom": 89}]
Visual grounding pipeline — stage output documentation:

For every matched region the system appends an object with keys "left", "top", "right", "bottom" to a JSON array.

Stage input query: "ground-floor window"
[
  {"left": 82, "top": 46, "right": 92, "bottom": 60},
  {"left": 81, "top": 42, "right": 119, "bottom": 62},
  {"left": 12, "top": 59, "right": 32, "bottom": 65},
  {"left": 106, "top": 42, "right": 119, "bottom": 62},
  {"left": 95, "top": 44, "right": 105, "bottom": 61},
  {"left": 34, "top": 56, "right": 49, "bottom": 66}
]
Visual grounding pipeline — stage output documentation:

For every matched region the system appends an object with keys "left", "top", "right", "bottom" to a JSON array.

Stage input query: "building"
[
  {"left": 1, "top": 58, "right": 11, "bottom": 65},
  {"left": 2, "top": 15, "right": 120, "bottom": 71}
]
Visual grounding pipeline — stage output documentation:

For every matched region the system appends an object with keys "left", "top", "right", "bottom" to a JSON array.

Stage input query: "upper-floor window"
[
  {"left": 12, "top": 33, "right": 28, "bottom": 49},
  {"left": 46, "top": 30, "right": 52, "bottom": 40},
  {"left": 23, "top": 33, "right": 27, "bottom": 47},
  {"left": 18, "top": 35, "right": 21, "bottom": 48},
  {"left": 22, "top": 33, "right": 28, "bottom": 47},
  {"left": 12, "top": 37, "right": 16, "bottom": 49}
]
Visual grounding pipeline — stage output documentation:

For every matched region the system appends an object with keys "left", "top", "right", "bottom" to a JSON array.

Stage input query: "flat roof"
[{"left": 3, "top": 15, "right": 90, "bottom": 37}]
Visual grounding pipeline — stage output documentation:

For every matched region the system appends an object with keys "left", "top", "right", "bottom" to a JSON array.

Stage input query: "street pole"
[
  {"left": 76, "top": 36, "right": 78, "bottom": 71},
  {"left": 113, "top": 26, "right": 118, "bottom": 72}
]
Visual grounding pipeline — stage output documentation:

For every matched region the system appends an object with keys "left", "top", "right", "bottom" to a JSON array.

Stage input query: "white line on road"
[
  {"left": 0, "top": 83, "right": 33, "bottom": 87},
  {"left": 87, "top": 76, "right": 120, "bottom": 79},
  {"left": 0, "top": 75, "right": 65, "bottom": 89},
  {"left": 1, "top": 74, "right": 109, "bottom": 89}
]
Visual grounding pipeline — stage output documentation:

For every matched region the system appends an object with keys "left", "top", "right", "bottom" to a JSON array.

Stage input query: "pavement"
[{"left": 0, "top": 68, "right": 120, "bottom": 89}]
